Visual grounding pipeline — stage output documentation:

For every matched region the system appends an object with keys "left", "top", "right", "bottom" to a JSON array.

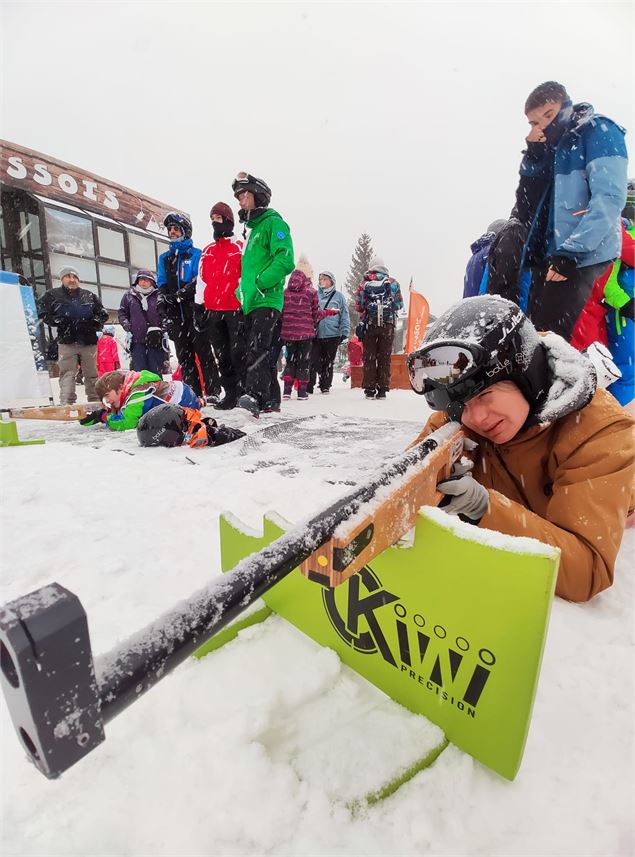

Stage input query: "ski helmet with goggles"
[
  {"left": 232, "top": 172, "right": 272, "bottom": 208},
  {"left": 137, "top": 403, "right": 187, "bottom": 447},
  {"left": 407, "top": 295, "right": 549, "bottom": 421},
  {"left": 163, "top": 212, "right": 192, "bottom": 240}
]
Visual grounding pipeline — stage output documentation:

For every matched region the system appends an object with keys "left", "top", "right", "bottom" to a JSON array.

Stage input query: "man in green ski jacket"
[{"left": 232, "top": 171, "right": 294, "bottom": 416}]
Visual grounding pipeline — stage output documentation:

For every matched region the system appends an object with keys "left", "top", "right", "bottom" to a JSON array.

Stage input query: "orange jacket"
[{"left": 411, "top": 388, "right": 635, "bottom": 603}]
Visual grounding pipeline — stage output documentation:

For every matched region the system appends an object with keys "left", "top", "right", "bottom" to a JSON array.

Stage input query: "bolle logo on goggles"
[
  {"left": 485, "top": 358, "right": 512, "bottom": 378},
  {"left": 323, "top": 567, "right": 495, "bottom": 719}
]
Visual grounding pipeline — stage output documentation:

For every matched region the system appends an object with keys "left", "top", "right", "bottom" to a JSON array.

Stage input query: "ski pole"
[{"left": 0, "top": 423, "right": 461, "bottom": 780}]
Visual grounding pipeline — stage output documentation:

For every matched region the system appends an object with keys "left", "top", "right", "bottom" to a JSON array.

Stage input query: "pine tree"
[{"left": 344, "top": 233, "right": 374, "bottom": 328}]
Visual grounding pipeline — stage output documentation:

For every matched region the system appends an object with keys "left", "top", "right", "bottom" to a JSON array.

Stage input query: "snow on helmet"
[
  {"left": 232, "top": 172, "right": 271, "bottom": 208},
  {"left": 137, "top": 403, "right": 186, "bottom": 447},
  {"left": 163, "top": 212, "right": 192, "bottom": 240},
  {"left": 132, "top": 268, "right": 157, "bottom": 286},
  {"left": 407, "top": 295, "right": 548, "bottom": 421}
]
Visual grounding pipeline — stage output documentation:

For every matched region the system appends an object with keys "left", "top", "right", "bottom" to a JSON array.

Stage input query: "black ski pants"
[
  {"left": 285, "top": 339, "right": 313, "bottom": 382},
  {"left": 309, "top": 337, "right": 340, "bottom": 391},
  {"left": 168, "top": 310, "right": 220, "bottom": 398},
  {"left": 526, "top": 261, "right": 610, "bottom": 342},
  {"left": 207, "top": 309, "right": 245, "bottom": 399},
  {"left": 362, "top": 323, "right": 394, "bottom": 391},
  {"left": 243, "top": 307, "right": 281, "bottom": 407}
]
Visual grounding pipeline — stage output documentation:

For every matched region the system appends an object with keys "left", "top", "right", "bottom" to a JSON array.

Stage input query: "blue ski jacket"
[{"left": 519, "top": 103, "right": 628, "bottom": 268}]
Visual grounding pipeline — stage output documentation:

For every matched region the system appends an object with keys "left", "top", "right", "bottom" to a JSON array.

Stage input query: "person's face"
[
  {"left": 211, "top": 214, "right": 224, "bottom": 224},
  {"left": 61, "top": 273, "right": 80, "bottom": 290},
  {"left": 460, "top": 381, "right": 529, "bottom": 445},
  {"left": 236, "top": 190, "right": 255, "bottom": 212},
  {"left": 319, "top": 275, "right": 333, "bottom": 289},
  {"left": 168, "top": 224, "right": 184, "bottom": 239},
  {"left": 137, "top": 277, "right": 154, "bottom": 289},
  {"left": 102, "top": 388, "right": 122, "bottom": 409},
  {"left": 525, "top": 100, "right": 562, "bottom": 142}
]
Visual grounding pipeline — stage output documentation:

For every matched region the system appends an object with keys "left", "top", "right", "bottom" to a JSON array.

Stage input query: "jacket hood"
[
  {"left": 534, "top": 332, "right": 597, "bottom": 424},
  {"left": 319, "top": 270, "right": 336, "bottom": 287},
  {"left": 568, "top": 103, "right": 626, "bottom": 137},
  {"left": 470, "top": 233, "right": 495, "bottom": 254},
  {"left": 287, "top": 270, "right": 312, "bottom": 291}
]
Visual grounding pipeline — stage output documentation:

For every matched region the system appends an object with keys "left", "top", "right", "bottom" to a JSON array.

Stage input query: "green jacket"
[{"left": 236, "top": 208, "right": 295, "bottom": 315}]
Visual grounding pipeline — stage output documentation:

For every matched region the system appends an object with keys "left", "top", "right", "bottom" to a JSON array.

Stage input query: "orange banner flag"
[{"left": 404, "top": 283, "right": 430, "bottom": 353}]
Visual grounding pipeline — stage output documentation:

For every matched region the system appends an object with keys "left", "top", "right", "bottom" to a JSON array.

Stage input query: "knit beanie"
[
  {"left": 486, "top": 219, "right": 507, "bottom": 235},
  {"left": 59, "top": 265, "right": 80, "bottom": 281}
]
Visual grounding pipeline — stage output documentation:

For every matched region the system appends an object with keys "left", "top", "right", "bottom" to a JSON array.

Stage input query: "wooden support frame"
[{"left": 300, "top": 432, "right": 465, "bottom": 587}]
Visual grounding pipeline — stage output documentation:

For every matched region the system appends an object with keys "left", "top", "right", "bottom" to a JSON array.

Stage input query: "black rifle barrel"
[{"left": 95, "top": 433, "right": 446, "bottom": 723}]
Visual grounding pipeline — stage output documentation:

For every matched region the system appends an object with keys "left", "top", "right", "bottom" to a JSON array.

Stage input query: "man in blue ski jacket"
[
  {"left": 157, "top": 212, "right": 219, "bottom": 398},
  {"left": 513, "top": 81, "right": 628, "bottom": 341}
]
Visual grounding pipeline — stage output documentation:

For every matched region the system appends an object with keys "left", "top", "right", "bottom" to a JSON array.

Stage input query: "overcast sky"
[{"left": 1, "top": 1, "right": 632, "bottom": 313}]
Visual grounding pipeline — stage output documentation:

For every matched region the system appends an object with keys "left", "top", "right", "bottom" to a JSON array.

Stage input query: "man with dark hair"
[{"left": 503, "top": 81, "right": 628, "bottom": 341}]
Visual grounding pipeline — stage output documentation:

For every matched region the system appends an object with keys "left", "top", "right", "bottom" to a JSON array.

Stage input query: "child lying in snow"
[
  {"left": 136, "top": 403, "right": 245, "bottom": 448},
  {"left": 79, "top": 369, "right": 201, "bottom": 431},
  {"left": 407, "top": 295, "right": 635, "bottom": 604}
]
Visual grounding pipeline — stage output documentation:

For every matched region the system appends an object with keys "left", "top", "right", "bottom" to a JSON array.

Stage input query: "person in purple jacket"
[
  {"left": 118, "top": 270, "right": 167, "bottom": 376},
  {"left": 280, "top": 258, "right": 337, "bottom": 400},
  {"left": 462, "top": 219, "right": 507, "bottom": 298}
]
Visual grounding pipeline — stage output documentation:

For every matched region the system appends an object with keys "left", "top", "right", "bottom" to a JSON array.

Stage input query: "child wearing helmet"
[
  {"left": 407, "top": 295, "right": 635, "bottom": 603},
  {"left": 96, "top": 325, "right": 121, "bottom": 376},
  {"left": 79, "top": 369, "right": 202, "bottom": 431}
]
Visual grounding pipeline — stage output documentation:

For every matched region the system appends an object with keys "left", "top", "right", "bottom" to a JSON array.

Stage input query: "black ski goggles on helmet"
[{"left": 407, "top": 340, "right": 491, "bottom": 421}]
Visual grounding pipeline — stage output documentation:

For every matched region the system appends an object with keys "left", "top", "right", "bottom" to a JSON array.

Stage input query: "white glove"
[
  {"left": 438, "top": 473, "right": 489, "bottom": 524},
  {"left": 584, "top": 341, "right": 621, "bottom": 389},
  {"left": 124, "top": 331, "right": 133, "bottom": 352}
]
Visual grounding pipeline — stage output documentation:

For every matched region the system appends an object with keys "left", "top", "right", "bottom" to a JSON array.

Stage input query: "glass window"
[
  {"left": 44, "top": 207, "right": 94, "bottom": 256},
  {"left": 155, "top": 240, "right": 169, "bottom": 262},
  {"left": 100, "top": 286, "right": 127, "bottom": 310},
  {"left": 29, "top": 213, "right": 41, "bottom": 250},
  {"left": 98, "top": 226, "right": 126, "bottom": 261},
  {"left": 99, "top": 262, "right": 130, "bottom": 288},
  {"left": 49, "top": 252, "right": 97, "bottom": 283},
  {"left": 129, "top": 232, "right": 156, "bottom": 269},
  {"left": 0, "top": 210, "right": 6, "bottom": 251},
  {"left": 19, "top": 212, "right": 29, "bottom": 251}
]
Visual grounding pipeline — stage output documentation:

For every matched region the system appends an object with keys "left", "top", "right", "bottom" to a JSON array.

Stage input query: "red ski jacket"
[
  {"left": 97, "top": 335, "right": 120, "bottom": 376},
  {"left": 197, "top": 237, "right": 243, "bottom": 311}
]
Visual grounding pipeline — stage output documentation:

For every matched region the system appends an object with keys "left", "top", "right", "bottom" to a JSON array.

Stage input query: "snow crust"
[{"left": 1, "top": 384, "right": 633, "bottom": 856}]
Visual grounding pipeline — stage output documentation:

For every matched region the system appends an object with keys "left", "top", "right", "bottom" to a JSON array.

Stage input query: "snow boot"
[
  {"left": 376, "top": 389, "right": 387, "bottom": 400},
  {"left": 297, "top": 381, "right": 309, "bottom": 400},
  {"left": 283, "top": 377, "right": 293, "bottom": 400},
  {"left": 213, "top": 394, "right": 237, "bottom": 410},
  {"left": 237, "top": 393, "right": 260, "bottom": 418},
  {"left": 364, "top": 388, "right": 376, "bottom": 399},
  {"left": 262, "top": 402, "right": 281, "bottom": 413}
]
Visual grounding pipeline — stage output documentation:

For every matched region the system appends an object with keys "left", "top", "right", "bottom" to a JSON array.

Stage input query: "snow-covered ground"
[{"left": 1, "top": 381, "right": 633, "bottom": 857}]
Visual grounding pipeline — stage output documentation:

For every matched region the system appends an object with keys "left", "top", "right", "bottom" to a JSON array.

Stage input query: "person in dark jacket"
[
  {"left": 157, "top": 213, "right": 220, "bottom": 399},
  {"left": 507, "top": 81, "right": 628, "bottom": 340},
  {"left": 463, "top": 220, "right": 507, "bottom": 298},
  {"left": 355, "top": 257, "right": 403, "bottom": 399},
  {"left": 118, "top": 269, "right": 166, "bottom": 376},
  {"left": 38, "top": 265, "right": 108, "bottom": 404},
  {"left": 196, "top": 202, "right": 245, "bottom": 409}
]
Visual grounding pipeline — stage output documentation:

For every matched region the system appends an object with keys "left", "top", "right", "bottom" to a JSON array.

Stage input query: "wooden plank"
[{"left": 9, "top": 403, "right": 101, "bottom": 421}]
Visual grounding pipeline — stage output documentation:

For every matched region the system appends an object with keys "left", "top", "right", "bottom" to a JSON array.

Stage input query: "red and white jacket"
[{"left": 196, "top": 237, "right": 243, "bottom": 311}]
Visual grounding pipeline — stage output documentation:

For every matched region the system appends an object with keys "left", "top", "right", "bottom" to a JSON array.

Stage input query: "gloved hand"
[
  {"left": 324, "top": 308, "right": 339, "bottom": 316},
  {"left": 620, "top": 297, "right": 634, "bottom": 321},
  {"left": 146, "top": 327, "right": 163, "bottom": 349},
  {"left": 124, "top": 331, "right": 133, "bottom": 352},
  {"left": 79, "top": 409, "right": 107, "bottom": 426},
  {"left": 547, "top": 255, "right": 577, "bottom": 279},
  {"left": 161, "top": 332, "right": 171, "bottom": 354},
  {"left": 193, "top": 305, "right": 211, "bottom": 333},
  {"left": 204, "top": 420, "right": 246, "bottom": 446},
  {"left": 437, "top": 473, "right": 489, "bottom": 525},
  {"left": 175, "top": 282, "right": 196, "bottom": 303}
]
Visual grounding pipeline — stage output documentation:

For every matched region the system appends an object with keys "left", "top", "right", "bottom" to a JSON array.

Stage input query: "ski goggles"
[{"left": 407, "top": 341, "right": 491, "bottom": 419}]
